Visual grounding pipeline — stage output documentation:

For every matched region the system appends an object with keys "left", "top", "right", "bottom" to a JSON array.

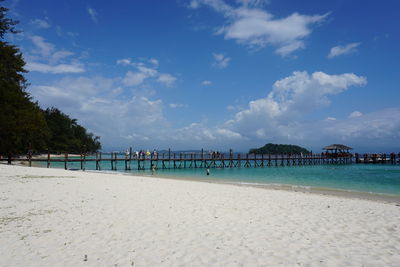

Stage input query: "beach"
[{"left": 1, "top": 164, "right": 399, "bottom": 266}]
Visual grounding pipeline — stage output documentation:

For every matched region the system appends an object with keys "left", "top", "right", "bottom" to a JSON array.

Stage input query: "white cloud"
[
  {"left": 188, "top": 0, "right": 200, "bottom": 9},
  {"left": 88, "top": 8, "right": 98, "bottom": 23},
  {"left": 216, "top": 71, "right": 367, "bottom": 145},
  {"left": 215, "top": 128, "right": 243, "bottom": 139},
  {"left": 275, "top": 41, "right": 304, "bottom": 57},
  {"left": 169, "top": 103, "right": 187, "bottom": 108},
  {"left": 117, "top": 58, "right": 133, "bottom": 66},
  {"left": 27, "top": 35, "right": 85, "bottom": 74},
  {"left": 28, "top": 71, "right": 400, "bottom": 151},
  {"left": 166, "top": 72, "right": 367, "bottom": 148},
  {"left": 119, "top": 58, "right": 176, "bottom": 87},
  {"left": 53, "top": 71, "right": 370, "bottom": 150},
  {"left": 136, "top": 65, "right": 158, "bottom": 76},
  {"left": 123, "top": 71, "right": 149, "bottom": 87},
  {"left": 349, "top": 111, "right": 363, "bottom": 118},
  {"left": 213, "top": 53, "right": 231, "bottom": 68},
  {"left": 169, "top": 122, "right": 246, "bottom": 147},
  {"left": 30, "top": 18, "right": 50, "bottom": 29},
  {"left": 50, "top": 50, "right": 74, "bottom": 63},
  {"left": 328, "top": 43, "right": 360, "bottom": 58},
  {"left": 190, "top": 0, "right": 328, "bottom": 56},
  {"left": 157, "top": 73, "right": 177, "bottom": 87},
  {"left": 149, "top": 58, "right": 159, "bottom": 66},
  {"left": 201, "top": 80, "right": 213, "bottom": 86},
  {"left": 30, "top": 35, "right": 54, "bottom": 57},
  {"left": 236, "top": 0, "right": 269, "bottom": 8},
  {"left": 325, "top": 117, "right": 337, "bottom": 121},
  {"left": 29, "top": 76, "right": 167, "bottom": 148},
  {"left": 26, "top": 62, "right": 85, "bottom": 74},
  {"left": 67, "top": 32, "right": 79, "bottom": 38},
  {"left": 322, "top": 108, "right": 400, "bottom": 148}
]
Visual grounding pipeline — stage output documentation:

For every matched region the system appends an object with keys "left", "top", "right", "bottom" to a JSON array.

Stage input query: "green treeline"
[
  {"left": 0, "top": 2, "right": 101, "bottom": 157},
  {"left": 249, "top": 143, "right": 310, "bottom": 154},
  {"left": 44, "top": 108, "right": 101, "bottom": 153}
]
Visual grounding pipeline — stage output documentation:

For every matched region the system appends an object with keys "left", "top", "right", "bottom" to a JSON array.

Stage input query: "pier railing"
[{"left": 1, "top": 151, "right": 398, "bottom": 171}]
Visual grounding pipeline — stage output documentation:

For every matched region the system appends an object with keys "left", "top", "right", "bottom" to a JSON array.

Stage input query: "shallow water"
[{"left": 36, "top": 156, "right": 400, "bottom": 196}]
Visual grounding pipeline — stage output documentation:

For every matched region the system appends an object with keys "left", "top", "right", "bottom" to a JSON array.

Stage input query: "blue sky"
[{"left": 5, "top": 0, "right": 400, "bottom": 152}]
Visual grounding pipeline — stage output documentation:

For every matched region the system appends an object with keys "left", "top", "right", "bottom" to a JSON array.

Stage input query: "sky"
[{"left": 4, "top": 0, "right": 400, "bottom": 152}]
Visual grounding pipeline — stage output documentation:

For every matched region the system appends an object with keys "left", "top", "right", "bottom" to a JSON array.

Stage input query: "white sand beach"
[{"left": 1, "top": 164, "right": 399, "bottom": 266}]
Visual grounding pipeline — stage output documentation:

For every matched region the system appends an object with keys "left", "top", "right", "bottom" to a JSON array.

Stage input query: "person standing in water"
[{"left": 206, "top": 168, "right": 210, "bottom": 176}]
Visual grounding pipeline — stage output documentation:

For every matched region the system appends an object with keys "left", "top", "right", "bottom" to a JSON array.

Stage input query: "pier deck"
[{"left": 2, "top": 151, "right": 398, "bottom": 171}]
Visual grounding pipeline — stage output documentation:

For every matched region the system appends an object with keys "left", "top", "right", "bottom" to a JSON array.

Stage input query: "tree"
[
  {"left": 0, "top": 1, "right": 101, "bottom": 160},
  {"left": 249, "top": 143, "right": 310, "bottom": 155},
  {"left": 44, "top": 107, "right": 101, "bottom": 153},
  {"left": 0, "top": 1, "right": 49, "bottom": 161}
]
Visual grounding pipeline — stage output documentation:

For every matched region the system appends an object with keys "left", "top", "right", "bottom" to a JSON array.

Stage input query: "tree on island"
[
  {"left": 249, "top": 143, "right": 310, "bottom": 154},
  {"left": 0, "top": 1, "right": 101, "bottom": 160}
]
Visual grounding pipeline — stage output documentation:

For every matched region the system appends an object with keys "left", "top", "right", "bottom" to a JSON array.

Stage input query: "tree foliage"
[
  {"left": 44, "top": 108, "right": 101, "bottom": 153},
  {"left": 0, "top": 3, "right": 49, "bottom": 156},
  {"left": 0, "top": 2, "right": 101, "bottom": 157},
  {"left": 0, "top": 1, "right": 18, "bottom": 39},
  {"left": 249, "top": 143, "right": 310, "bottom": 154}
]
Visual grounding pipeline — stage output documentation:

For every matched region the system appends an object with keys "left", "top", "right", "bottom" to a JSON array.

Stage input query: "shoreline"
[
  {"left": 132, "top": 171, "right": 400, "bottom": 205},
  {"left": 5, "top": 162, "right": 400, "bottom": 204},
  {"left": 76, "top": 167, "right": 400, "bottom": 204}
]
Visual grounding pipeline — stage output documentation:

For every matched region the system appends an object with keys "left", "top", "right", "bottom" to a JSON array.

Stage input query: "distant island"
[{"left": 249, "top": 143, "right": 310, "bottom": 154}]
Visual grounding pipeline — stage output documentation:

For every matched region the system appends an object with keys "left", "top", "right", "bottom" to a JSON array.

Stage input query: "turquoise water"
[{"left": 37, "top": 156, "right": 400, "bottom": 196}]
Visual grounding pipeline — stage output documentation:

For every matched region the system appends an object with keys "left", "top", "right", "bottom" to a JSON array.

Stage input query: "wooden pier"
[
  {"left": 2, "top": 150, "right": 398, "bottom": 171},
  {"left": 354, "top": 153, "right": 400, "bottom": 164}
]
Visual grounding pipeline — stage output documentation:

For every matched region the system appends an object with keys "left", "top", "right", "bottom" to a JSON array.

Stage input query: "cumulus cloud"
[
  {"left": 215, "top": 71, "right": 367, "bottom": 146},
  {"left": 213, "top": 53, "right": 231, "bottom": 68},
  {"left": 328, "top": 43, "right": 360, "bottom": 58},
  {"left": 123, "top": 71, "right": 150, "bottom": 87},
  {"left": 28, "top": 70, "right": 400, "bottom": 151},
  {"left": 321, "top": 108, "right": 400, "bottom": 150},
  {"left": 117, "top": 58, "right": 133, "bottom": 66},
  {"left": 190, "top": 0, "right": 328, "bottom": 56},
  {"left": 30, "top": 18, "right": 50, "bottom": 29},
  {"left": 149, "top": 58, "right": 159, "bottom": 66},
  {"left": 201, "top": 80, "right": 212, "bottom": 86},
  {"left": 171, "top": 122, "right": 244, "bottom": 144},
  {"left": 88, "top": 7, "right": 98, "bottom": 23},
  {"left": 157, "top": 73, "right": 177, "bottom": 87},
  {"left": 349, "top": 111, "right": 363, "bottom": 118},
  {"left": 160, "top": 70, "right": 378, "bottom": 150},
  {"left": 119, "top": 58, "right": 177, "bottom": 87}
]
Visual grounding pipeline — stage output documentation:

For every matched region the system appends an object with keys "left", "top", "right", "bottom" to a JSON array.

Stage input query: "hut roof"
[{"left": 323, "top": 144, "right": 353, "bottom": 150}]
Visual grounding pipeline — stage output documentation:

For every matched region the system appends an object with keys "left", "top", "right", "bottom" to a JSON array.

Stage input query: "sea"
[{"left": 35, "top": 155, "right": 400, "bottom": 197}]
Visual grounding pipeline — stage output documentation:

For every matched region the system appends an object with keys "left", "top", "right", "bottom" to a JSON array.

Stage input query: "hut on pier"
[{"left": 323, "top": 144, "right": 352, "bottom": 158}]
